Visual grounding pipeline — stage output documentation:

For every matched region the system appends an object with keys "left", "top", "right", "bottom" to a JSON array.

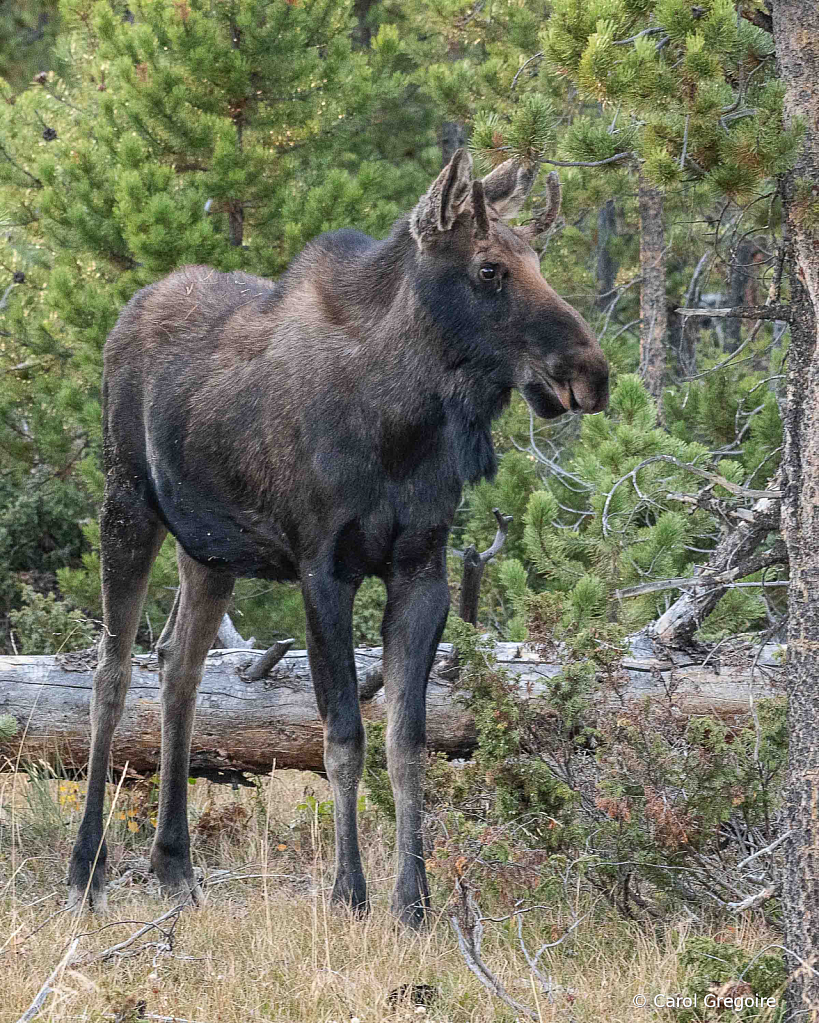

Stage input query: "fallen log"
[{"left": 0, "top": 639, "right": 785, "bottom": 779}]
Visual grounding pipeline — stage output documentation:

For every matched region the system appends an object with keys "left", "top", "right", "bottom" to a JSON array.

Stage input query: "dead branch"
[
  {"left": 449, "top": 879, "right": 538, "bottom": 1020},
  {"left": 648, "top": 484, "right": 782, "bottom": 647},
  {"left": 85, "top": 903, "right": 186, "bottom": 963},
  {"left": 242, "top": 638, "right": 294, "bottom": 681},
  {"left": 674, "top": 304, "right": 789, "bottom": 321},
  {"left": 616, "top": 540, "right": 787, "bottom": 600},
  {"left": 516, "top": 910, "right": 584, "bottom": 997},
  {"left": 357, "top": 663, "right": 384, "bottom": 701},
  {"left": 602, "top": 459, "right": 780, "bottom": 540},
  {"left": 736, "top": 829, "right": 792, "bottom": 871},
  {"left": 215, "top": 612, "right": 255, "bottom": 650},
  {"left": 727, "top": 885, "right": 779, "bottom": 913},
  {"left": 451, "top": 508, "right": 514, "bottom": 626}
]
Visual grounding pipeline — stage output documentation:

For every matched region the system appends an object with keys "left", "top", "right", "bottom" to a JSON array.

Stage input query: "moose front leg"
[
  {"left": 303, "top": 566, "right": 367, "bottom": 913},
  {"left": 382, "top": 563, "right": 450, "bottom": 929}
]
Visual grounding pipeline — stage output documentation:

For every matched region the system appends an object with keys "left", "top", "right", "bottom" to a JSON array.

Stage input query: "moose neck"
[{"left": 334, "top": 220, "right": 509, "bottom": 484}]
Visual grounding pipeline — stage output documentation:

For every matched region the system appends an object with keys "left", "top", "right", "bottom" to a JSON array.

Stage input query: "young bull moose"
[{"left": 68, "top": 149, "right": 608, "bottom": 927}]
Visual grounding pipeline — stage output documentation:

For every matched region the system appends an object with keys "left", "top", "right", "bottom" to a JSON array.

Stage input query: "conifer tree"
[{"left": 0, "top": 0, "right": 443, "bottom": 649}]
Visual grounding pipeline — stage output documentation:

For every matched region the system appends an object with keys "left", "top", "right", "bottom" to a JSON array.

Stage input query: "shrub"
[{"left": 8, "top": 582, "right": 95, "bottom": 654}]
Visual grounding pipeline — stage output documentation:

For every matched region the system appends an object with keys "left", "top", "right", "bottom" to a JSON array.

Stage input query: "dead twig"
[
  {"left": 14, "top": 937, "right": 79, "bottom": 1023},
  {"left": 736, "top": 830, "right": 792, "bottom": 871},
  {"left": 81, "top": 903, "right": 186, "bottom": 963},
  {"left": 449, "top": 879, "right": 538, "bottom": 1020}
]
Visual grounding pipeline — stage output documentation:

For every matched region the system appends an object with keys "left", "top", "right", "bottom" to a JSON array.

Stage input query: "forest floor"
[{"left": 0, "top": 768, "right": 779, "bottom": 1023}]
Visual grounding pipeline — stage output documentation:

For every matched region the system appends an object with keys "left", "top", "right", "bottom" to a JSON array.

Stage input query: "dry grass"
[{"left": 0, "top": 767, "right": 779, "bottom": 1023}]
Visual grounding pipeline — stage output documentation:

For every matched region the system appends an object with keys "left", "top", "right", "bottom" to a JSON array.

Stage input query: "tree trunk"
[
  {"left": 726, "top": 238, "right": 762, "bottom": 352},
  {"left": 0, "top": 641, "right": 782, "bottom": 780},
  {"left": 351, "top": 0, "right": 377, "bottom": 50},
  {"left": 771, "top": 1, "right": 819, "bottom": 1014},
  {"left": 596, "top": 199, "right": 618, "bottom": 310},
  {"left": 638, "top": 169, "right": 667, "bottom": 417}
]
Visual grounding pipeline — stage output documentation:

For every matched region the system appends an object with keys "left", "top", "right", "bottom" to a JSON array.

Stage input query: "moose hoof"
[
  {"left": 150, "top": 844, "right": 203, "bottom": 906},
  {"left": 66, "top": 880, "right": 107, "bottom": 913},
  {"left": 67, "top": 837, "right": 108, "bottom": 912},
  {"left": 331, "top": 871, "right": 368, "bottom": 917},
  {"left": 390, "top": 874, "right": 431, "bottom": 930}
]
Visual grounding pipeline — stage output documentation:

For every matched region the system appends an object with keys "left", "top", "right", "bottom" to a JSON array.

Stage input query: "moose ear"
[
  {"left": 480, "top": 158, "right": 538, "bottom": 220},
  {"left": 410, "top": 148, "right": 474, "bottom": 246},
  {"left": 516, "top": 171, "right": 562, "bottom": 244}
]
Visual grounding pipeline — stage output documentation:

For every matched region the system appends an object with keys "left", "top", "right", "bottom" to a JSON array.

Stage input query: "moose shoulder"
[{"left": 69, "top": 150, "right": 608, "bottom": 927}]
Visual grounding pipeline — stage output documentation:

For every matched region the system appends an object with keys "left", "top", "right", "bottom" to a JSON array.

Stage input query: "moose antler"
[{"left": 518, "top": 171, "right": 562, "bottom": 243}]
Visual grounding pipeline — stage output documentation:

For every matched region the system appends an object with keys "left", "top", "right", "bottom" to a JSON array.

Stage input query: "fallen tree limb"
[
  {"left": 0, "top": 638, "right": 784, "bottom": 778},
  {"left": 215, "top": 612, "right": 255, "bottom": 650}
]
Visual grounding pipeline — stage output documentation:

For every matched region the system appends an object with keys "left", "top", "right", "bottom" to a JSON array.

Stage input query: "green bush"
[{"left": 8, "top": 582, "right": 95, "bottom": 654}]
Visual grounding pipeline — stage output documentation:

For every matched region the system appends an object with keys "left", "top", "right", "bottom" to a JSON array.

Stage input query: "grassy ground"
[{"left": 0, "top": 767, "right": 779, "bottom": 1023}]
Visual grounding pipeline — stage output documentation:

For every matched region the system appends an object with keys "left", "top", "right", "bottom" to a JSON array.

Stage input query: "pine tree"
[{"left": 0, "top": 0, "right": 445, "bottom": 649}]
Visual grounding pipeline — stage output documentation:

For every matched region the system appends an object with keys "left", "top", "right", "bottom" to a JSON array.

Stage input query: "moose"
[{"left": 68, "top": 149, "right": 608, "bottom": 927}]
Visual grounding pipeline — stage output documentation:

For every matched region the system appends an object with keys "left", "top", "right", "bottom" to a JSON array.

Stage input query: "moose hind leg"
[
  {"left": 151, "top": 546, "right": 234, "bottom": 904},
  {"left": 303, "top": 565, "right": 367, "bottom": 914},
  {"left": 68, "top": 490, "right": 166, "bottom": 911}
]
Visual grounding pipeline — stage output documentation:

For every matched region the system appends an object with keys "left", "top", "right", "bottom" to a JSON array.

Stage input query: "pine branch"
[
  {"left": 612, "top": 26, "right": 665, "bottom": 45},
  {"left": 0, "top": 142, "right": 42, "bottom": 188}
]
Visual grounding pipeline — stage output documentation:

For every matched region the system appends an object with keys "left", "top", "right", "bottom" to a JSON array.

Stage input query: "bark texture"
[
  {"left": 771, "top": 0, "right": 819, "bottom": 1014},
  {"left": 596, "top": 199, "right": 618, "bottom": 310},
  {"left": 638, "top": 169, "right": 667, "bottom": 415},
  {"left": 0, "top": 641, "right": 782, "bottom": 779}
]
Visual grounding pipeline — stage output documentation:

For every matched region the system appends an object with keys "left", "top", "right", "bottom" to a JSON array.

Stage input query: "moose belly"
[{"left": 148, "top": 467, "right": 299, "bottom": 581}]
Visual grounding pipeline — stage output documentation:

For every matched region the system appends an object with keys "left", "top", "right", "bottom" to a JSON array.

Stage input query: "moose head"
[{"left": 409, "top": 148, "right": 609, "bottom": 421}]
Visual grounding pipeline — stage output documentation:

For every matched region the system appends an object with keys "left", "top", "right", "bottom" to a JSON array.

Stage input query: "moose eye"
[{"left": 479, "top": 265, "right": 497, "bottom": 281}]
